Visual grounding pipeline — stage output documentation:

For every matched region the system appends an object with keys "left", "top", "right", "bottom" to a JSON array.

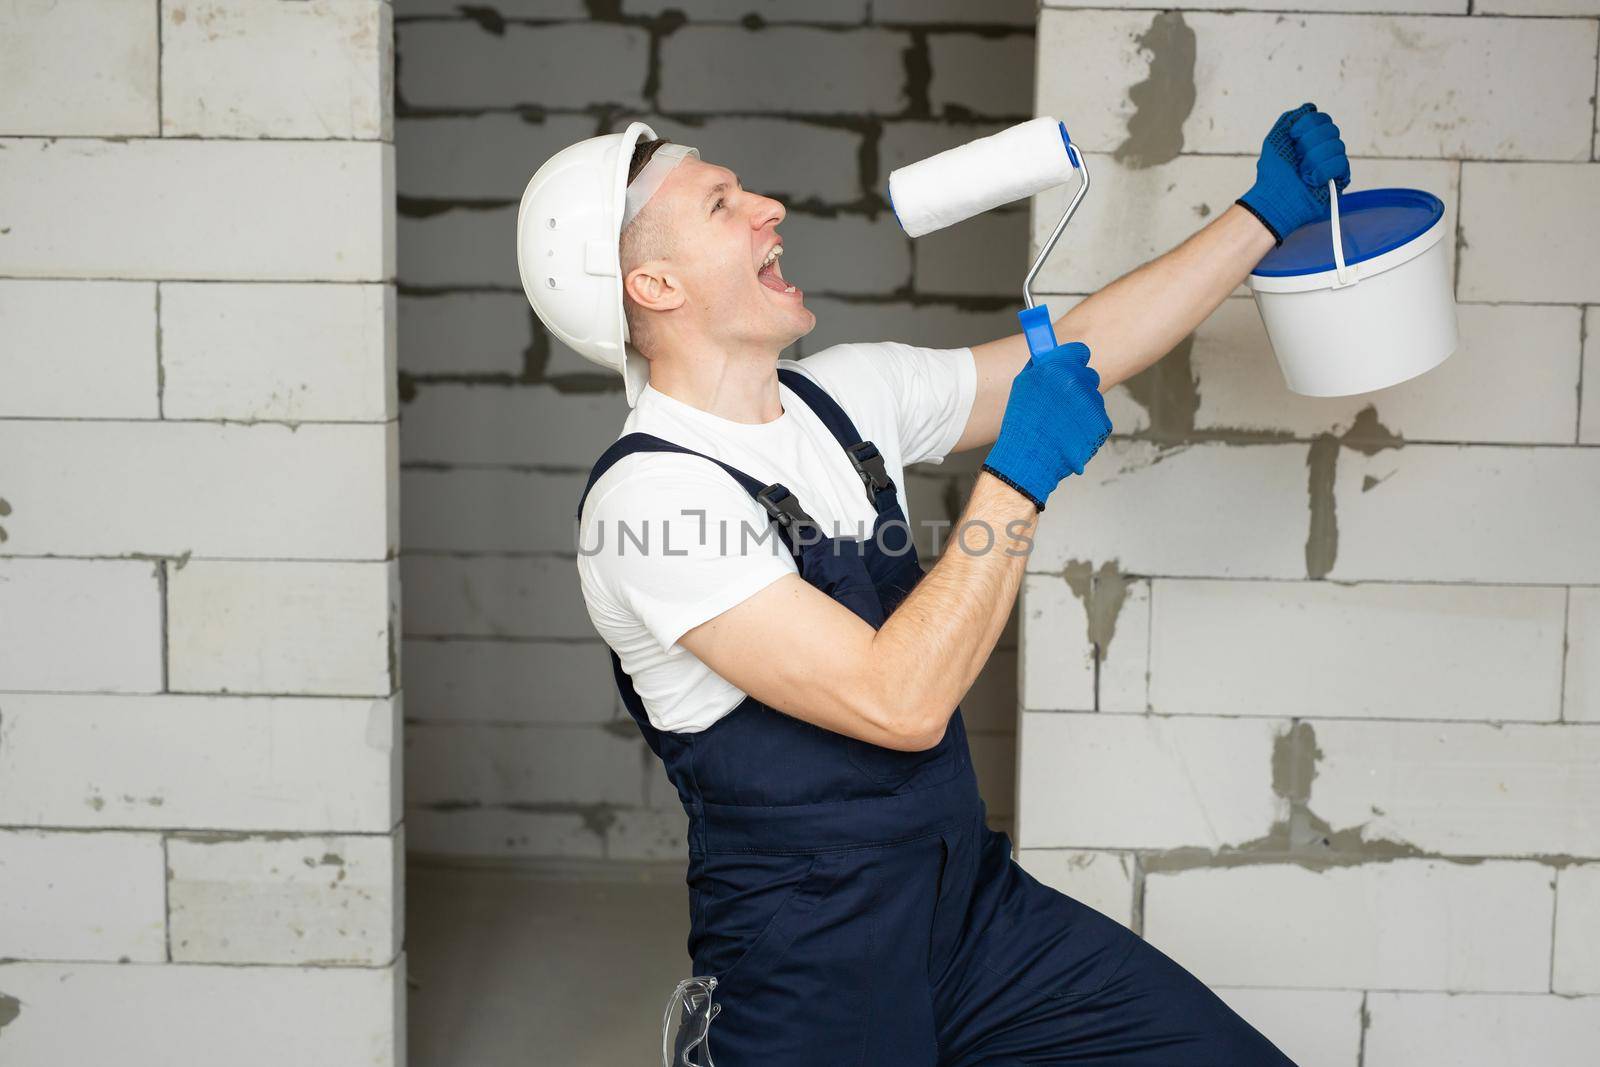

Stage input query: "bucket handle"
[{"left": 1328, "top": 179, "right": 1357, "bottom": 289}]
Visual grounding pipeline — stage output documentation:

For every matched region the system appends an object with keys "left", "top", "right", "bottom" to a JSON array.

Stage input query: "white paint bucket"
[{"left": 1246, "top": 186, "right": 1458, "bottom": 398}]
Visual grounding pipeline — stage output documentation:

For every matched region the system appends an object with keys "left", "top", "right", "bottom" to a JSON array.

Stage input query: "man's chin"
[{"left": 785, "top": 302, "right": 817, "bottom": 343}]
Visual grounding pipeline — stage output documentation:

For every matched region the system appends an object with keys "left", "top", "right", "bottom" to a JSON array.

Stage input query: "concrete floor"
[{"left": 407, "top": 862, "right": 690, "bottom": 1067}]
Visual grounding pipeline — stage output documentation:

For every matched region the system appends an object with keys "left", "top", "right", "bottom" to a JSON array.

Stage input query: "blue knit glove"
[
  {"left": 1237, "top": 103, "right": 1352, "bottom": 245},
  {"left": 982, "top": 341, "right": 1111, "bottom": 511}
]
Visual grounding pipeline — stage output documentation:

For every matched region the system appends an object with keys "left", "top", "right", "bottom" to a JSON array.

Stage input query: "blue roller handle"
[{"left": 1019, "top": 303, "right": 1058, "bottom": 359}]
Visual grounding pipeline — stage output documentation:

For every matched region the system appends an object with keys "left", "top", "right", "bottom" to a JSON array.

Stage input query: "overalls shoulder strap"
[
  {"left": 574, "top": 431, "right": 817, "bottom": 546},
  {"left": 776, "top": 366, "right": 895, "bottom": 508}
]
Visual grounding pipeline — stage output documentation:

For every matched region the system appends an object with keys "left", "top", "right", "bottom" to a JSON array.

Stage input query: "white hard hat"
[{"left": 516, "top": 121, "right": 699, "bottom": 406}]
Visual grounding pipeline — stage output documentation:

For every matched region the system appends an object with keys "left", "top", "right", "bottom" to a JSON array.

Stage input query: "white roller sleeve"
[{"left": 887, "top": 116, "right": 1077, "bottom": 239}]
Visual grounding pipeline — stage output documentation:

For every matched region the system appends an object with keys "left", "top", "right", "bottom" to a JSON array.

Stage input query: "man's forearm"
[
  {"left": 955, "top": 205, "right": 1274, "bottom": 453},
  {"left": 1061, "top": 203, "right": 1275, "bottom": 392},
  {"left": 866, "top": 472, "right": 1036, "bottom": 748}
]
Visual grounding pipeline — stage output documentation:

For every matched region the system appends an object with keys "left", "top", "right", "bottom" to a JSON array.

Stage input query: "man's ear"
[{"left": 623, "top": 263, "right": 685, "bottom": 313}]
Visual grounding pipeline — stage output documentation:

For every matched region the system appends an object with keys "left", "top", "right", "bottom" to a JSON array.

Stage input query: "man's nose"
[{"left": 750, "top": 194, "right": 784, "bottom": 227}]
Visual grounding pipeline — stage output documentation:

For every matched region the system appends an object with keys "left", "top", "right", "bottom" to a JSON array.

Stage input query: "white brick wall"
[
  {"left": 1144, "top": 860, "right": 1554, "bottom": 991},
  {"left": 160, "top": 283, "right": 397, "bottom": 422},
  {"left": 0, "top": 1, "right": 160, "bottom": 136},
  {"left": 1027, "top": 441, "right": 1312, "bottom": 578},
  {"left": 167, "top": 830, "right": 402, "bottom": 965},
  {"left": 1212, "top": 988, "right": 1364, "bottom": 1067},
  {"left": 1553, "top": 863, "right": 1600, "bottom": 994},
  {"left": 0, "top": 419, "right": 396, "bottom": 559},
  {"left": 161, "top": 0, "right": 393, "bottom": 140},
  {"left": 1148, "top": 580, "right": 1567, "bottom": 721},
  {"left": 1026, "top": 4, "right": 1600, "bottom": 1058},
  {"left": 0, "top": 3, "right": 400, "bottom": 1063},
  {"left": 1188, "top": 300, "right": 1583, "bottom": 445},
  {"left": 1015, "top": 848, "right": 1137, "bottom": 927},
  {"left": 0, "top": 830, "right": 167, "bottom": 962},
  {"left": 0, "top": 958, "right": 404, "bottom": 1065},
  {"left": 0, "top": 560, "right": 164, "bottom": 692},
  {"left": 1039, "top": 11, "right": 1596, "bottom": 160},
  {"left": 1570, "top": 587, "right": 1600, "bottom": 722},
  {"left": 1017, "top": 712, "right": 1284, "bottom": 850},
  {"left": 1329, "top": 446, "right": 1600, "bottom": 584},
  {"left": 1309, "top": 720, "right": 1600, "bottom": 857},
  {"left": 1364, "top": 991, "right": 1600, "bottom": 1067},
  {"left": 1459, "top": 164, "right": 1600, "bottom": 304},
  {"left": 0, "top": 281, "right": 160, "bottom": 418},
  {"left": 0, "top": 139, "right": 395, "bottom": 281},
  {"left": 167, "top": 560, "right": 400, "bottom": 697}
]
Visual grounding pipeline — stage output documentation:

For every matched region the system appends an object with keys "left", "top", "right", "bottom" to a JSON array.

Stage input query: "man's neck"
[{"left": 644, "top": 337, "right": 787, "bottom": 425}]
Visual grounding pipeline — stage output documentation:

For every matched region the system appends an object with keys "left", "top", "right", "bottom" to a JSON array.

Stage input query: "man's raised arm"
[{"left": 951, "top": 104, "right": 1352, "bottom": 454}]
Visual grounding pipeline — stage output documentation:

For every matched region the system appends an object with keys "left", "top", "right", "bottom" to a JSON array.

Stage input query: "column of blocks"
[
  {"left": 0, "top": 2, "right": 401, "bottom": 1063},
  {"left": 1026, "top": 2, "right": 1600, "bottom": 1061}
]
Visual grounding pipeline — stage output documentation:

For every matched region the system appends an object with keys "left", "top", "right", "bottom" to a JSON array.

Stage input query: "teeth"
[
  {"left": 759, "top": 245, "right": 783, "bottom": 269},
  {"left": 783, "top": 285, "right": 796, "bottom": 293}
]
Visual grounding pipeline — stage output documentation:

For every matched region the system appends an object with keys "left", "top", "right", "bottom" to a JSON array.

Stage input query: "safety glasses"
[{"left": 661, "top": 975, "right": 722, "bottom": 1067}]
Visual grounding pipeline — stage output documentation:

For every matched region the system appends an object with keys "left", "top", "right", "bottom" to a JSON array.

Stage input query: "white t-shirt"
[{"left": 576, "top": 340, "right": 978, "bottom": 734}]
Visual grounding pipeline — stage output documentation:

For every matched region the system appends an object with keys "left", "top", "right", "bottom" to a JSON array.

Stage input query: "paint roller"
[{"left": 886, "top": 116, "right": 1090, "bottom": 360}]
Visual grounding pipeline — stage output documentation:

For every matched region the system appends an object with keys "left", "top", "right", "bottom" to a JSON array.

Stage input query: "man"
[{"left": 516, "top": 104, "right": 1349, "bottom": 1065}]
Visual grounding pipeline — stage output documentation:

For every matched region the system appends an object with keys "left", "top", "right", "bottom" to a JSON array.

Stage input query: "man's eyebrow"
[{"left": 701, "top": 175, "right": 743, "bottom": 212}]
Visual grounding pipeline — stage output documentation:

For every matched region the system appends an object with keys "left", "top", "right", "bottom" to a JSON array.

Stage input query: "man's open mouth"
[{"left": 756, "top": 244, "right": 799, "bottom": 297}]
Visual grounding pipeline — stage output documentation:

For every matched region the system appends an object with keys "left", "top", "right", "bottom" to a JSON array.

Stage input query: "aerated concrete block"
[
  {"left": 1017, "top": 711, "right": 1284, "bottom": 850},
  {"left": 1191, "top": 301, "right": 1583, "bottom": 446},
  {"left": 927, "top": 33, "right": 1035, "bottom": 119},
  {"left": 398, "top": 292, "right": 531, "bottom": 376},
  {"left": 0, "top": 0, "right": 159, "bottom": 136},
  {"left": 0, "top": 830, "right": 166, "bottom": 962},
  {"left": 0, "top": 693, "right": 400, "bottom": 832},
  {"left": 1144, "top": 861, "right": 1553, "bottom": 992},
  {"left": 658, "top": 27, "right": 910, "bottom": 115},
  {"left": 1554, "top": 863, "right": 1600, "bottom": 994},
  {"left": 400, "top": 637, "right": 619, "bottom": 726},
  {"left": 161, "top": 283, "right": 396, "bottom": 422},
  {"left": 168, "top": 831, "right": 401, "bottom": 965},
  {"left": 0, "top": 280, "right": 159, "bottom": 418},
  {"left": 1364, "top": 991, "right": 1600, "bottom": 1067},
  {"left": 0, "top": 957, "right": 404, "bottom": 1066},
  {"left": 1568, "top": 588, "right": 1600, "bottom": 723},
  {"left": 1021, "top": 572, "right": 1149, "bottom": 713},
  {"left": 1309, "top": 719, "right": 1600, "bottom": 858},
  {"left": 1148, "top": 579, "right": 1567, "bottom": 721},
  {"left": 0, "top": 559, "right": 163, "bottom": 694},
  {"left": 1330, "top": 445, "right": 1600, "bottom": 584},
  {"left": 0, "top": 139, "right": 393, "bottom": 281},
  {"left": 1459, "top": 163, "right": 1600, "bottom": 304},
  {"left": 168, "top": 560, "right": 399, "bottom": 698},
  {"left": 1026, "top": 441, "right": 1312, "bottom": 580},
  {"left": 398, "top": 21, "right": 648, "bottom": 109},
  {"left": 162, "top": 0, "right": 391, "bottom": 139},
  {"left": 1038, "top": 10, "right": 1595, "bottom": 160},
  {"left": 0, "top": 420, "right": 396, "bottom": 560},
  {"left": 1015, "top": 849, "right": 1137, "bottom": 928},
  {"left": 404, "top": 722, "right": 649, "bottom": 808},
  {"left": 398, "top": 381, "right": 626, "bottom": 467},
  {"left": 1213, "top": 988, "right": 1365, "bottom": 1067},
  {"left": 399, "top": 113, "right": 597, "bottom": 200}
]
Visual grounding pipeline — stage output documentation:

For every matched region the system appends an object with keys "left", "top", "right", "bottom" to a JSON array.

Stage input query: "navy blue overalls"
[{"left": 577, "top": 368, "right": 1293, "bottom": 1066}]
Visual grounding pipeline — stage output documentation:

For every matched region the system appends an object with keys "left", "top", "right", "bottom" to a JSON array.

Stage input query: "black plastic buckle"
[
  {"left": 845, "top": 440, "right": 892, "bottom": 501},
  {"left": 755, "top": 483, "right": 814, "bottom": 533}
]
